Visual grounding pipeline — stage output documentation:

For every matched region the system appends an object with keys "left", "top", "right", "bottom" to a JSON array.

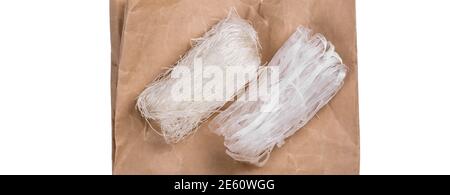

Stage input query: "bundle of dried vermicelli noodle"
[
  {"left": 137, "top": 10, "right": 261, "bottom": 144},
  {"left": 210, "top": 27, "right": 348, "bottom": 167}
]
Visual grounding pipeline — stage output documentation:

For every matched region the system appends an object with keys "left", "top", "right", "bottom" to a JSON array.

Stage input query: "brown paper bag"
[
  {"left": 110, "top": 0, "right": 127, "bottom": 168},
  {"left": 111, "top": 0, "right": 360, "bottom": 174}
]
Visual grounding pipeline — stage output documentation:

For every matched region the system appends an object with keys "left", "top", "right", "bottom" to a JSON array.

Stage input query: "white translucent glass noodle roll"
[
  {"left": 137, "top": 10, "right": 261, "bottom": 144},
  {"left": 210, "top": 27, "right": 348, "bottom": 167}
]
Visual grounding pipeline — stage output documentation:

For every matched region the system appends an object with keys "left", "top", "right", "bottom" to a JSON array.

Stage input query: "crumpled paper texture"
[{"left": 110, "top": 0, "right": 360, "bottom": 175}]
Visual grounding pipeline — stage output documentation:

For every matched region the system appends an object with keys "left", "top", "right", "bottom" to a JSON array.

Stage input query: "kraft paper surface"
[{"left": 110, "top": 0, "right": 360, "bottom": 174}]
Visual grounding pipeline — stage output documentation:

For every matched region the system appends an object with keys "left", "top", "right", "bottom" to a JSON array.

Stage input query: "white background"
[{"left": 0, "top": 0, "right": 449, "bottom": 175}]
